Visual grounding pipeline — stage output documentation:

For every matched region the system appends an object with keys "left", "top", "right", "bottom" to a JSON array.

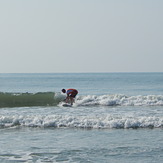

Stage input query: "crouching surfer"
[{"left": 62, "top": 88, "right": 78, "bottom": 105}]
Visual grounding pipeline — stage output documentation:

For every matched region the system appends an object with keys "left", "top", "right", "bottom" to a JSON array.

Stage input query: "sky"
[{"left": 0, "top": 0, "right": 163, "bottom": 73}]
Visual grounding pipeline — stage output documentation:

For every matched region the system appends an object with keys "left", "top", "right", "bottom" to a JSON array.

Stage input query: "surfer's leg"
[
  {"left": 69, "top": 97, "right": 74, "bottom": 105},
  {"left": 66, "top": 97, "right": 70, "bottom": 103}
]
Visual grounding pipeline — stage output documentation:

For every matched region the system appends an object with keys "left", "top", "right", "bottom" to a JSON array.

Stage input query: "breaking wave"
[
  {"left": 0, "top": 114, "right": 162, "bottom": 129},
  {"left": 0, "top": 92, "right": 163, "bottom": 107},
  {"left": 75, "top": 94, "right": 163, "bottom": 107},
  {"left": 0, "top": 92, "right": 65, "bottom": 108}
]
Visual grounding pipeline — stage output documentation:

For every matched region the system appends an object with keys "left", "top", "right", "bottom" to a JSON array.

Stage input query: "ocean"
[{"left": 0, "top": 73, "right": 162, "bottom": 163}]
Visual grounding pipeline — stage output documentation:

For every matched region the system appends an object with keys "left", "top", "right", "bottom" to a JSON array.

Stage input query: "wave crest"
[{"left": 0, "top": 92, "right": 65, "bottom": 108}]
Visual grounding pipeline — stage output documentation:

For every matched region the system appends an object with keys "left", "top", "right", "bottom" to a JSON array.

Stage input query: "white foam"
[
  {"left": 54, "top": 92, "right": 66, "bottom": 100},
  {"left": 0, "top": 115, "right": 162, "bottom": 129},
  {"left": 75, "top": 94, "right": 163, "bottom": 106}
]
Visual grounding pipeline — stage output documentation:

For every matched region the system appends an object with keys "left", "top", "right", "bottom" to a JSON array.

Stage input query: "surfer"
[{"left": 62, "top": 88, "right": 78, "bottom": 105}]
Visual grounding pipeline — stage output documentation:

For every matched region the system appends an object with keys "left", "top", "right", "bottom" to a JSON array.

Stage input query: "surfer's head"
[{"left": 62, "top": 89, "right": 66, "bottom": 93}]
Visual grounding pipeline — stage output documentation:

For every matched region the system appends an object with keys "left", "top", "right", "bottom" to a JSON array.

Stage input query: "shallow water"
[{"left": 0, "top": 127, "right": 162, "bottom": 163}]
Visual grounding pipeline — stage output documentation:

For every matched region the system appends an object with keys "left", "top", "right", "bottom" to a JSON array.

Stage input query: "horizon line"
[{"left": 0, "top": 72, "right": 163, "bottom": 74}]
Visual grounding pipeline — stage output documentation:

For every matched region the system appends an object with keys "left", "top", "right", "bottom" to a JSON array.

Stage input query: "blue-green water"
[{"left": 0, "top": 73, "right": 163, "bottom": 162}]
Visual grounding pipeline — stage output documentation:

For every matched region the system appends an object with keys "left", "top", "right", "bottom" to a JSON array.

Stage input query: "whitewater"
[
  {"left": 0, "top": 73, "right": 163, "bottom": 162},
  {"left": 75, "top": 94, "right": 163, "bottom": 106}
]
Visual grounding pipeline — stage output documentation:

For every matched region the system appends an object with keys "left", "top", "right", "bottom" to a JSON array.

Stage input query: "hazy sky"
[{"left": 0, "top": 0, "right": 163, "bottom": 73}]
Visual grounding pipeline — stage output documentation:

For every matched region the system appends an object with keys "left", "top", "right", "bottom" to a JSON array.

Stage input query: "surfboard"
[{"left": 62, "top": 103, "right": 72, "bottom": 107}]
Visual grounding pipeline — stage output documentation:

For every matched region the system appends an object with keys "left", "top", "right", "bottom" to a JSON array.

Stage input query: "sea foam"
[
  {"left": 0, "top": 114, "right": 162, "bottom": 129},
  {"left": 75, "top": 94, "right": 163, "bottom": 106}
]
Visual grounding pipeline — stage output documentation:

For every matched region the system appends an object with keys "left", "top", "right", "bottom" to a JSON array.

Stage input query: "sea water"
[{"left": 0, "top": 73, "right": 163, "bottom": 163}]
